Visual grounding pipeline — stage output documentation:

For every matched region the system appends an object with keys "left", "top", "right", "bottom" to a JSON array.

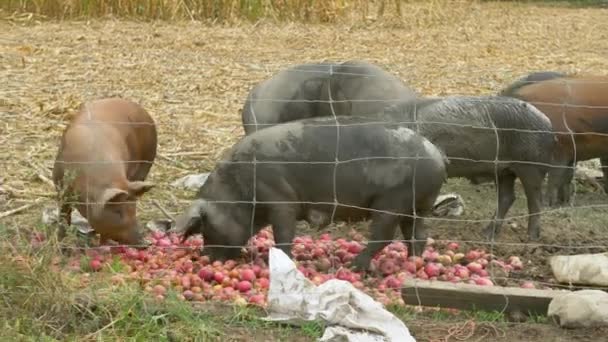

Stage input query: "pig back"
[
  {"left": 58, "top": 98, "right": 157, "bottom": 182},
  {"left": 86, "top": 98, "right": 156, "bottom": 163},
  {"left": 329, "top": 61, "right": 417, "bottom": 118},
  {"left": 241, "top": 63, "right": 331, "bottom": 134},
  {"left": 505, "top": 76, "right": 608, "bottom": 161},
  {"left": 218, "top": 116, "right": 446, "bottom": 209},
  {"left": 505, "top": 76, "right": 608, "bottom": 130},
  {"left": 384, "top": 96, "right": 554, "bottom": 177},
  {"left": 499, "top": 71, "right": 566, "bottom": 97},
  {"left": 241, "top": 61, "right": 417, "bottom": 134}
]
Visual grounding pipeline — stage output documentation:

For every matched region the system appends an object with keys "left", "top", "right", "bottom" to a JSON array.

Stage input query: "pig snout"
[
  {"left": 100, "top": 223, "right": 147, "bottom": 248},
  {"left": 130, "top": 223, "right": 150, "bottom": 249},
  {"left": 307, "top": 209, "right": 329, "bottom": 227},
  {"left": 171, "top": 199, "right": 206, "bottom": 242}
]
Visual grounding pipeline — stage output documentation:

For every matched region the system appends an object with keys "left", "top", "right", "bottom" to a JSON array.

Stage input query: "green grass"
[
  {"left": 300, "top": 321, "right": 326, "bottom": 339},
  {"left": 0, "top": 232, "right": 550, "bottom": 341},
  {"left": 6, "top": 174, "right": 597, "bottom": 341},
  {"left": 467, "top": 309, "right": 506, "bottom": 322},
  {"left": 386, "top": 302, "right": 553, "bottom": 326},
  {"left": 0, "top": 231, "right": 324, "bottom": 341}
]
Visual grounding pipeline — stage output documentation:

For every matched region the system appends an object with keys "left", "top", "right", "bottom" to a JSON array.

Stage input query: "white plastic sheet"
[
  {"left": 41, "top": 206, "right": 94, "bottom": 235},
  {"left": 263, "top": 248, "right": 416, "bottom": 342},
  {"left": 549, "top": 253, "right": 608, "bottom": 287},
  {"left": 170, "top": 173, "right": 210, "bottom": 191}
]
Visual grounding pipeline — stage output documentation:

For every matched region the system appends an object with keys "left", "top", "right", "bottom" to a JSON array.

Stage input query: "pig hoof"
[
  {"left": 528, "top": 232, "right": 541, "bottom": 242},
  {"left": 481, "top": 227, "right": 499, "bottom": 242},
  {"left": 59, "top": 244, "right": 73, "bottom": 256},
  {"left": 350, "top": 258, "right": 370, "bottom": 273},
  {"left": 548, "top": 199, "right": 565, "bottom": 208},
  {"left": 351, "top": 265, "right": 369, "bottom": 273}
]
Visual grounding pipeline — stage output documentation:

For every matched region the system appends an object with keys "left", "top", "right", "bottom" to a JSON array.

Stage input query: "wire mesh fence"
[{"left": 2, "top": 6, "right": 608, "bottom": 340}]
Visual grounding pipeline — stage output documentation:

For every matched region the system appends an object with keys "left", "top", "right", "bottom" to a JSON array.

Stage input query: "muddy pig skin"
[
  {"left": 52, "top": 98, "right": 157, "bottom": 245},
  {"left": 383, "top": 96, "right": 556, "bottom": 242},
  {"left": 240, "top": 60, "right": 417, "bottom": 135},
  {"left": 173, "top": 116, "right": 447, "bottom": 271}
]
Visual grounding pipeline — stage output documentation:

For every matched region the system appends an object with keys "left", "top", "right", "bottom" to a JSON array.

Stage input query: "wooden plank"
[{"left": 401, "top": 279, "right": 568, "bottom": 315}]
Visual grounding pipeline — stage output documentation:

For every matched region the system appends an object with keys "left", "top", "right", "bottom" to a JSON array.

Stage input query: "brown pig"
[
  {"left": 52, "top": 97, "right": 157, "bottom": 245},
  {"left": 500, "top": 73, "right": 608, "bottom": 206}
]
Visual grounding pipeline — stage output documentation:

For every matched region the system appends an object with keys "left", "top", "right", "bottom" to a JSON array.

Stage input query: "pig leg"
[
  {"left": 481, "top": 172, "right": 516, "bottom": 241},
  {"left": 516, "top": 166, "right": 546, "bottom": 241},
  {"left": 56, "top": 186, "right": 74, "bottom": 241},
  {"left": 557, "top": 163, "right": 575, "bottom": 205},
  {"left": 399, "top": 214, "right": 428, "bottom": 257},
  {"left": 545, "top": 164, "right": 560, "bottom": 207},
  {"left": 351, "top": 211, "right": 401, "bottom": 272},
  {"left": 268, "top": 205, "right": 298, "bottom": 259},
  {"left": 57, "top": 202, "right": 71, "bottom": 241},
  {"left": 601, "top": 157, "right": 608, "bottom": 194},
  {"left": 547, "top": 159, "right": 574, "bottom": 207},
  {"left": 99, "top": 234, "right": 109, "bottom": 245}
]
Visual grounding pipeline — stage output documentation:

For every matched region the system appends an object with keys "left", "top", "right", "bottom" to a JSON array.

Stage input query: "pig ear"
[
  {"left": 93, "top": 188, "right": 129, "bottom": 217},
  {"left": 101, "top": 188, "right": 129, "bottom": 205},
  {"left": 128, "top": 181, "right": 155, "bottom": 197}
]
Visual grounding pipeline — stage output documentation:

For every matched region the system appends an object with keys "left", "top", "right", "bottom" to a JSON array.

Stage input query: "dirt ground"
[{"left": 2, "top": 1, "right": 608, "bottom": 341}]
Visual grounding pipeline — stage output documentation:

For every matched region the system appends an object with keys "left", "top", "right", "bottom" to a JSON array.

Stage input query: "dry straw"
[
  {"left": 1, "top": 0, "right": 411, "bottom": 22},
  {"left": 2, "top": 1, "right": 608, "bottom": 339}
]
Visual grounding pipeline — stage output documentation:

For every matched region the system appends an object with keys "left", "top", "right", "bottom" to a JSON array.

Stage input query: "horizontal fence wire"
[{"left": 3, "top": 55, "right": 608, "bottom": 334}]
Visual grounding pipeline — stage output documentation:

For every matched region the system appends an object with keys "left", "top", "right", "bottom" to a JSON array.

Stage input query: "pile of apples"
[{"left": 50, "top": 226, "right": 530, "bottom": 308}]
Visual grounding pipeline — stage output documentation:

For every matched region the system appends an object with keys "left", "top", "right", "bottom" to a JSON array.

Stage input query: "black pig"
[
  {"left": 241, "top": 60, "right": 417, "bottom": 135},
  {"left": 172, "top": 116, "right": 446, "bottom": 271},
  {"left": 383, "top": 96, "right": 556, "bottom": 241}
]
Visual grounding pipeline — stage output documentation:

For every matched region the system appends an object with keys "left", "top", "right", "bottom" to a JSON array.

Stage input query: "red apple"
[
  {"left": 520, "top": 281, "right": 535, "bottom": 289},
  {"left": 248, "top": 294, "right": 265, "bottom": 306},
  {"left": 466, "top": 250, "right": 481, "bottom": 262},
  {"left": 424, "top": 262, "right": 442, "bottom": 278},
  {"left": 239, "top": 269, "right": 255, "bottom": 282},
  {"left": 90, "top": 259, "right": 102, "bottom": 272},
  {"left": 199, "top": 268, "right": 215, "bottom": 282},
  {"left": 446, "top": 242, "right": 459, "bottom": 251},
  {"left": 237, "top": 280, "right": 252, "bottom": 293},
  {"left": 213, "top": 272, "right": 225, "bottom": 284},
  {"left": 474, "top": 278, "right": 494, "bottom": 286}
]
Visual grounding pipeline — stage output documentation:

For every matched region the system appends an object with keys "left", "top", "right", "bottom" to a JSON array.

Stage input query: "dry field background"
[{"left": 2, "top": 1, "right": 608, "bottom": 341}]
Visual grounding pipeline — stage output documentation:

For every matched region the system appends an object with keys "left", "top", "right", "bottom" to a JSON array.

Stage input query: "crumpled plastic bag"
[
  {"left": 170, "top": 173, "right": 210, "bottom": 191},
  {"left": 263, "top": 248, "right": 416, "bottom": 342},
  {"left": 432, "top": 193, "right": 465, "bottom": 217},
  {"left": 41, "top": 206, "right": 94, "bottom": 235}
]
